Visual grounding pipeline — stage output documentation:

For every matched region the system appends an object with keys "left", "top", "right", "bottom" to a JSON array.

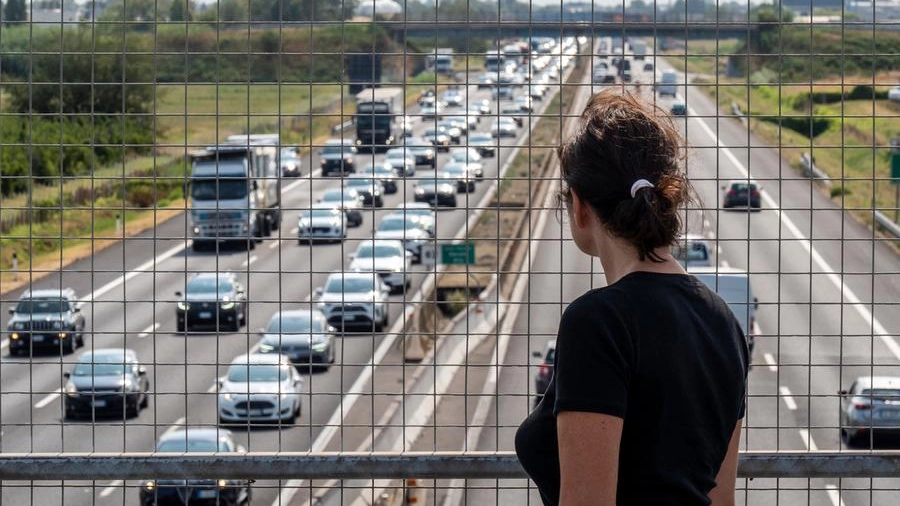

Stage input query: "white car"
[
  {"left": 218, "top": 353, "right": 303, "bottom": 424},
  {"left": 349, "top": 240, "right": 412, "bottom": 293},
  {"left": 384, "top": 148, "right": 417, "bottom": 176},
  {"left": 394, "top": 202, "right": 436, "bottom": 237},
  {"left": 889, "top": 86, "right": 900, "bottom": 102},
  {"left": 449, "top": 148, "right": 484, "bottom": 179},
  {"left": 375, "top": 214, "right": 432, "bottom": 263},
  {"left": 319, "top": 188, "right": 363, "bottom": 227},
  {"left": 490, "top": 118, "right": 518, "bottom": 138},
  {"left": 316, "top": 272, "right": 391, "bottom": 332},
  {"left": 298, "top": 206, "right": 347, "bottom": 244}
]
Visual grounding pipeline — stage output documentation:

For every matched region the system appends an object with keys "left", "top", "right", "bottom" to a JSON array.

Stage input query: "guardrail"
[
  {"left": 1, "top": 452, "right": 899, "bottom": 480},
  {"left": 875, "top": 209, "right": 900, "bottom": 238},
  {"left": 799, "top": 152, "right": 832, "bottom": 186}
]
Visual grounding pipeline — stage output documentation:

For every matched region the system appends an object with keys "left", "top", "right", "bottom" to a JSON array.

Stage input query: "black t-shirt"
[{"left": 515, "top": 271, "right": 749, "bottom": 506}]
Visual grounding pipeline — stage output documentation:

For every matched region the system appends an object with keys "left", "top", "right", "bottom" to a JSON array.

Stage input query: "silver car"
[
  {"left": 298, "top": 206, "right": 347, "bottom": 244},
  {"left": 319, "top": 188, "right": 364, "bottom": 227},
  {"left": 840, "top": 376, "right": 900, "bottom": 447},
  {"left": 671, "top": 235, "right": 713, "bottom": 268},
  {"left": 217, "top": 353, "right": 303, "bottom": 424},
  {"left": 374, "top": 214, "right": 432, "bottom": 264},
  {"left": 349, "top": 239, "right": 412, "bottom": 293},
  {"left": 258, "top": 310, "right": 335, "bottom": 370}
]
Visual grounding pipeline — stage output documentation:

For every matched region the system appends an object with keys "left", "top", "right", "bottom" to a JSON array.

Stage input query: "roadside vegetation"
[{"left": 662, "top": 16, "right": 900, "bottom": 235}]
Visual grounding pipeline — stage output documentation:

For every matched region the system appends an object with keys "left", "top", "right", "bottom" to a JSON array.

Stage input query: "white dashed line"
[
  {"left": 825, "top": 484, "right": 847, "bottom": 506},
  {"left": 779, "top": 386, "right": 798, "bottom": 410},
  {"left": 799, "top": 429, "right": 818, "bottom": 451},
  {"left": 720, "top": 260, "right": 730, "bottom": 268},
  {"left": 162, "top": 417, "right": 187, "bottom": 437},
  {"left": 99, "top": 480, "right": 122, "bottom": 498},
  {"left": 241, "top": 255, "right": 258, "bottom": 267},
  {"left": 138, "top": 322, "right": 160, "bottom": 338},
  {"left": 34, "top": 388, "right": 62, "bottom": 409},
  {"left": 289, "top": 227, "right": 299, "bottom": 235},
  {"left": 269, "top": 241, "right": 279, "bottom": 249},
  {"left": 764, "top": 353, "right": 778, "bottom": 372},
  {"left": 1, "top": 339, "right": 7, "bottom": 350}
]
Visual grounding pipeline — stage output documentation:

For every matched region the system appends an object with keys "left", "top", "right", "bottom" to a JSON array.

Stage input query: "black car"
[
  {"left": 7, "top": 288, "right": 85, "bottom": 355},
  {"left": 64, "top": 348, "right": 150, "bottom": 419},
  {"left": 258, "top": 309, "right": 336, "bottom": 370},
  {"left": 414, "top": 178, "right": 458, "bottom": 208},
  {"left": 722, "top": 180, "right": 762, "bottom": 209},
  {"left": 140, "top": 428, "right": 251, "bottom": 506},
  {"left": 532, "top": 340, "right": 556, "bottom": 406},
  {"left": 319, "top": 139, "right": 356, "bottom": 176},
  {"left": 175, "top": 273, "right": 247, "bottom": 332},
  {"left": 468, "top": 133, "right": 496, "bottom": 158}
]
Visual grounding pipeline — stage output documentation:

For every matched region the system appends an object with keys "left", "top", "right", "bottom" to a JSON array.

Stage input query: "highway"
[{"left": 0, "top": 42, "right": 579, "bottom": 506}]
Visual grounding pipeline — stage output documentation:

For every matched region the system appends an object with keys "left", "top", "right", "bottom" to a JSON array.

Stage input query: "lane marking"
[
  {"left": 81, "top": 243, "right": 187, "bottom": 304},
  {"left": 689, "top": 107, "right": 900, "bottom": 363},
  {"left": 34, "top": 388, "right": 62, "bottom": 409},
  {"left": 162, "top": 416, "right": 187, "bottom": 437},
  {"left": 241, "top": 255, "right": 258, "bottom": 267},
  {"left": 268, "top": 241, "right": 279, "bottom": 250},
  {"left": 799, "top": 429, "right": 818, "bottom": 451},
  {"left": 779, "top": 386, "right": 798, "bottom": 410},
  {"left": 764, "top": 353, "right": 778, "bottom": 372},
  {"left": 99, "top": 480, "right": 122, "bottom": 498},
  {"left": 1, "top": 339, "right": 7, "bottom": 350},
  {"left": 289, "top": 227, "right": 298, "bottom": 235},
  {"left": 720, "top": 260, "right": 730, "bottom": 268},
  {"left": 138, "top": 322, "right": 160, "bottom": 338},
  {"left": 825, "top": 484, "right": 847, "bottom": 506}
]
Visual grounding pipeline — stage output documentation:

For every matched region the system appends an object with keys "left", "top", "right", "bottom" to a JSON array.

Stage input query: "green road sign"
[
  {"left": 440, "top": 243, "right": 475, "bottom": 265},
  {"left": 892, "top": 152, "right": 900, "bottom": 186}
]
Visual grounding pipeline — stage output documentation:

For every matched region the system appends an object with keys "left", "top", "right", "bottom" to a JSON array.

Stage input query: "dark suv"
[
  {"left": 175, "top": 273, "right": 247, "bottom": 332},
  {"left": 319, "top": 139, "right": 357, "bottom": 176},
  {"left": 7, "top": 288, "right": 86, "bottom": 355},
  {"left": 532, "top": 340, "right": 556, "bottom": 406}
]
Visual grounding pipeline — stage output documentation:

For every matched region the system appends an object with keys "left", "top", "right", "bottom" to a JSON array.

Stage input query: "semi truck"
[
  {"left": 187, "top": 134, "right": 282, "bottom": 251},
  {"left": 631, "top": 40, "right": 648, "bottom": 60},
  {"left": 355, "top": 87, "right": 404, "bottom": 153}
]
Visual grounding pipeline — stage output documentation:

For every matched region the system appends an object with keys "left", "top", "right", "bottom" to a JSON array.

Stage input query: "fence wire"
[{"left": 0, "top": 2, "right": 899, "bottom": 506}]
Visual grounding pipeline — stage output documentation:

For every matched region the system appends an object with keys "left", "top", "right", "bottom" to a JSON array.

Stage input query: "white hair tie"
[{"left": 630, "top": 179, "right": 654, "bottom": 198}]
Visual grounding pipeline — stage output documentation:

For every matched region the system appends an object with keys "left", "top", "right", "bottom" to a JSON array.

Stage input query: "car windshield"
[
  {"left": 266, "top": 314, "right": 321, "bottom": 333},
  {"left": 226, "top": 363, "right": 289, "bottom": 382},
  {"left": 364, "top": 165, "right": 392, "bottom": 175},
  {"left": 322, "top": 144, "right": 350, "bottom": 155},
  {"left": 348, "top": 178, "right": 375, "bottom": 186},
  {"left": 470, "top": 134, "right": 492, "bottom": 142},
  {"left": 730, "top": 183, "right": 756, "bottom": 192},
  {"left": 186, "top": 277, "right": 234, "bottom": 294},
  {"left": 322, "top": 191, "right": 353, "bottom": 202},
  {"left": 399, "top": 208, "right": 431, "bottom": 217},
  {"left": 356, "top": 244, "right": 404, "bottom": 258},
  {"left": 303, "top": 209, "right": 339, "bottom": 219},
  {"left": 405, "top": 140, "right": 429, "bottom": 150},
  {"left": 15, "top": 298, "right": 70, "bottom": 313},
  {"left": 73, "top": 359, "right": 129, "bottom": 377},
  {"left": 324, "top": 276, "right": 375, "bottom": 293},
  {"left": 378, "top": 217, "right": 416, "bottom": 231},
  {"left": 674, "top": 242, "right": 709, "bottom": 262},
  {"left": 385, "top": 151, "right": 405, "bottom": 159},
  {"left": 156, "top": 439, "right": 226, "bottom": 453},
  {"left": 420, "top": 179, "right": 455, "bottom": 188},
  {"left": 424, "top": 129, "right": 441, "bottom": 137},
  {"left": 191, "top": 179, "right": 248, "bottom": 201},
  {"left": 861, "top": 389, "right": 900, "bottom": 398}
]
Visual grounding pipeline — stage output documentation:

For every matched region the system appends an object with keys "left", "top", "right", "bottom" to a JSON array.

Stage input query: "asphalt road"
[{"left": 0, "top": 49, "right": 578, "bottom": 506}]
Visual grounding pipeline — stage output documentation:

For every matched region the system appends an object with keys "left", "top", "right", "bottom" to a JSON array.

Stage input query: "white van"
[
  {"left": 657, "top": 70, "right": 678, "bottom": 97},
  {"left": 688, "top": 266, "right": 758, "bottom": 355}
]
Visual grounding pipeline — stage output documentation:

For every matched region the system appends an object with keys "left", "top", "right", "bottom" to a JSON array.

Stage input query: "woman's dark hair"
[{"left": 557, "top": 90, "right": 694, "bottom": 262}]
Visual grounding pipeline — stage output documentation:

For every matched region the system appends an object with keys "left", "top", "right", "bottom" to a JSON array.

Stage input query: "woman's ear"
[{"left": 569, "top": 190, "right": 592, "bottom": 230}]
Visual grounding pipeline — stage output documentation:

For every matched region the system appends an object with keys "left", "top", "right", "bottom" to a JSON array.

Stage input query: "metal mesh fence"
[{"left": 0, "top": 1, "right": 899, "bottom": 505}]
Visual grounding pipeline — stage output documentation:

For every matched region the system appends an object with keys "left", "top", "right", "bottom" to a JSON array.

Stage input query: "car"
[
  {"left": 840, "top": 376, "right": 900, "bottom": 447},
  {"left": 490, "top": 118, "right": 518, "bottom": 138},
  {"left": 468, "top": 132, "right": 496, "bottom": 158},
  {"left": 349, "top": 239, "right": 412, "bottom": 293},
  {"left": 670, "top": 100, "right": 687, "bottom": 116},
  {"left": 64, "top": 348, "right": 150, "bottom": 419},
  {"left": 393, "top": 202, "right": 436, "bottom": 237},
  {"left": 401, "top": 138, "right": 437, "bottom": 168},
  {"left": 384, "top": 148, "right": 417, "bottom": 176},
  {"left": 398, "top": 115, "right": 415, "bottom": 137},
  {"left": 643, "top": 62, "right": 654, "bottom": 72},
  {"left": 473, "top": 98, "right": 492, "bottom": 115},
  {"left": 442, "top": 163, "right": 476, "bottom": 193},
  {"left": 414, "top": 178, "right": 458, "bottom": 208},
  {"left": 671, "top": 235, "right": 713, "bottom": 268},
  {"left": 465, "top": 107, "right": 484, "bottom": 122},
  {"left": 359, "top": 163, "right": 398, "bottom": 193},
  {"left": 500, "top": 105, "right": 526, "bottom": 127},
  {"left": 531, "top": 340, "right": 556, "bottom": 406},
  {"left": 140, "top": 428, "right": 251, "bottom": 506},
  {"left": 217, "top": 353, "right": 303, "bottom": 424},
  {"left": 258, "top": 309, "right": 336, "bottom": 370},
  {"left": 319, "top": 187, "right": 364, "bottom": 227},
  {"left": 446, "top": 114, "right": 476, "bottom": 134},
  {"left": 722, "top": 180, "right": 762, "bottom": 209},
  {"left": 316, "top": 272, "right": 391, "bottom": 332},
  {"left": 514, "top": 95, "right": 533, "bottom": 112},
  {"left": 7, "top": 288, "right": 86, "bottom": 355},
  {"left": 374, "top": 214, "right": 432, "bottom": 263},
  {"left": 422, "top": 128, "right": 452, "bottom": 152},
  {"left": 344, "top": 175, "right": 385, "bottom": 208},
  {"left": 441, "top": 89, "right": 465, "bottom": 107},
  {"left": 435, "top": 120, "right": 463, "bottom": 144},
  {"left": 298, "top": 206, "right": 347, "bottom": 244},
  {"left": 657, "top": 69, "right": 678, "bottom": 97},
  {"left": 621, "top": 68, "right": 633, "bottom": 83},
  {"left": 888, "top": 85, "right": 900, "bottom": 102},
  {"left": 419, "top": 103, "right": 443, "bottom": 120},
  {"left": 280, "top": 147, "right": 302, "bottom": 177},
  {"left": 318, "top": 138, "right": 356, "bottom": 176},
  {"left": 492, "top": 85, "right": 513, "bottom": 100},
  {"left": 449, "top": 148, "right": 484, "bottom": 179},
  {"left": 688, "top": 266, "right": 758, "bottom": 356},
  {"left": 528, "top": 83, "right": 547, "bottom": 100},
  {"left": 174, "top": 272, "right": 247, "bottom": 333},
  {"left": 476, "top": 72, "right": 498, "bottom": 89}
]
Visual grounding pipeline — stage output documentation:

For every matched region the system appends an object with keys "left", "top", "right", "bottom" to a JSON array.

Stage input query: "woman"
[{"left": 516, "top": 91, "right": 749, "bottom": 506}]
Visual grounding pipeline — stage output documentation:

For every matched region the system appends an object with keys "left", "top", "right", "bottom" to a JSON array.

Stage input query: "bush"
[
  {"left": 830, "top": 185, "right": 851, "bottom": 198},
  {"left": 443, "top": 289, "right": 471, "bottom": 317},
  {"left": 759, "top": 114, "right": 833, "bottom": 138}
]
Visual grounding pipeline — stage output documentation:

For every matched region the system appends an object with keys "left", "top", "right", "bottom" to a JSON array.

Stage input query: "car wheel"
[
  {"left": 226, "top": 316, "right": 240, "bottom": 333},
  {"left": 126, "top": 400, "right": 140, "bottom": 419},
  {"left": 176, "top": 321, "right": 185, "bottom": 333},
  {"left": 62, "top": 337, "right": 76, "bottom": 355},
  {"left": 271, "top": 212, "right": 280, "bottom": 231},
  {"left": 140, "top": 392, "right": 149, "bottom": 409},
  {"left": 77, "top": 332, "right": 85, "bottom": 348}
]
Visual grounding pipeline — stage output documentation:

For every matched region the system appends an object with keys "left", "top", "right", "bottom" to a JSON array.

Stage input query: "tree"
[
  {"left": 169, "top": 0, "right": 194, "bottom": 21},
  {"left": 3, "top": 0, "right": 27, "bottom": 25}
]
